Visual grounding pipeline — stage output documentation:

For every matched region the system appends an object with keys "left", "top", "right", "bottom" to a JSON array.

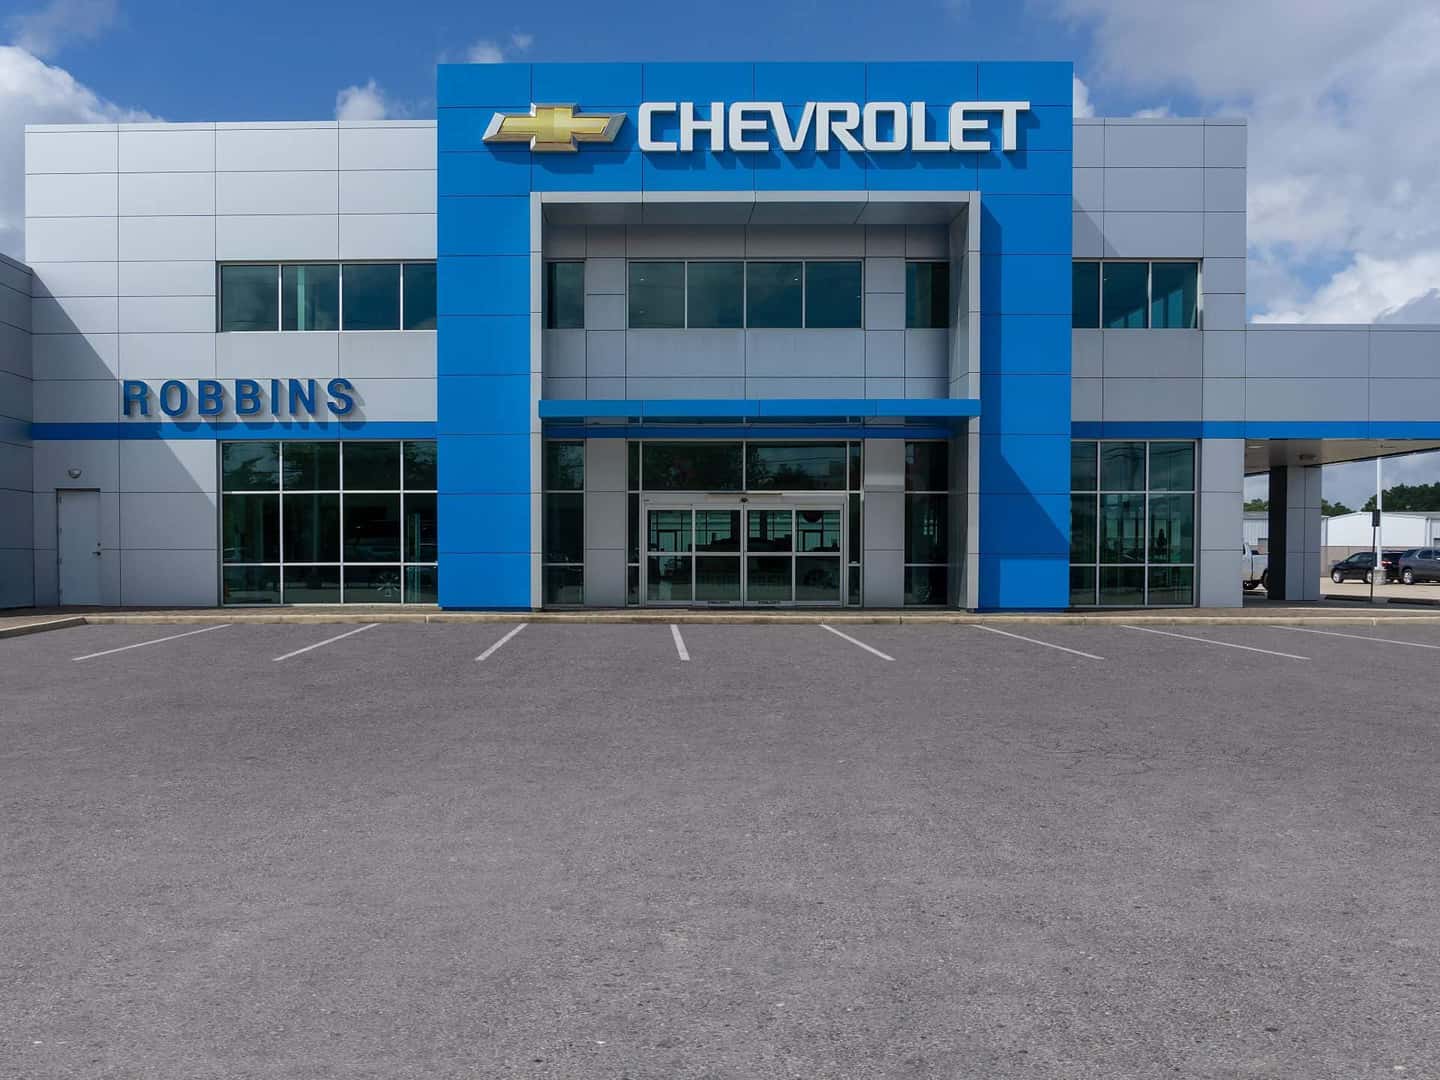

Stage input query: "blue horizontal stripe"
[
  {"left": 32, "top": 421, "right": 439, "bottom": 441},
  {"left": 543, "top": 424, "right": 956, "bottom": 440},
  {"left": 1073, "top": 421, "right": 1440, "bottom": 440},
  {"left": 538, "top": 398, "right": 981, "bottom": 421}
]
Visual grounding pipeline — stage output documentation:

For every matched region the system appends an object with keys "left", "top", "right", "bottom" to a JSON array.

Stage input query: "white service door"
[{"left": 57, "top": 489, "right": 102, "bottom": 606}]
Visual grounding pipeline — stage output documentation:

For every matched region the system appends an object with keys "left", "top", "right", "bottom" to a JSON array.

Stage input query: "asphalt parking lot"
[{"left": 4, "top": 620, "right": 1440, "bottom": 1079}]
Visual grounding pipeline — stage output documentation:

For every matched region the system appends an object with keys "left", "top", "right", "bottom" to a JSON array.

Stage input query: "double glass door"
[{"left": 645, "top": 502, "right": 844, "bottom": 606}]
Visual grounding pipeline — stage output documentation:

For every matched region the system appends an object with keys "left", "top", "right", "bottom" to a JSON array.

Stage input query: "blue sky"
[{"left": 3, "top": 0, "right": 1440, "bottom": 507}]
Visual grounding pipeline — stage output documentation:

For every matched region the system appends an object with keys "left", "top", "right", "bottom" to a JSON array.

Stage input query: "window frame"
[
  {"left": 1073, "top": 259, "right": 1203, "bottom": 330},
  {"left": 217, "top": 261, "right": 437, "bottom": 333},
  {"left": 543, "top": 260, "right": 586, "bottom": 330},
  {"left": 624, "top": 259, "right": 866, "bottom": 330},
  {"left": 905, "top": 260, "right": 951, "bottom": 330}
]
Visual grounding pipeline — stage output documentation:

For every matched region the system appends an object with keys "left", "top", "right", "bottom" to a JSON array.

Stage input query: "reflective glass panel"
[
  {"left": 647, "top": 509, "right": 692, "bottom": 553},
  {"left": 402, "top": 262, "right": 437, "bottom": 330},
  {"left": 282, "top": 442, "right": 339, "bottom": 490},
  {"left": 283, "top": 565, "right": 341, "bottom": 604},
  {"left": 1069, "top": 564, "right": 1096, "bottom": 607},
  {"left": 341, "top": 263, "right": 401, "bottom": 330},
  {"left": 544, "top": 565, "right": 584, "bottom": 605},
  {"left": 849, "top": 494, "right": 861, "bottom": 563},
  {"left": 905, "top": 494, "right": 948, "bottom": 564},
  {"left": 747, "top": 510, "right": 793, "bottom": 553},
  {"left": 906, "top": 262, "right": 949, "bottom": 329},
  {"left": 222, "top": 442, "right": 279, "bottom": 491},
  {"left": 1071, "top": 440, "right": 1098, "bottom": 491},
  {"left": 1072, "top": 261, "right": 1100, "bottom": 329},
  {"left": 648, "top": 555, "right": 692, "bottom": 602},
  {"left": 343, "top": 494, "right": 401, "bottom": 561},
  {"left": 405, "top": 493, "right": 438, "bottom": 562},
  {"left": 406, "top": 565, "right": 439, "bottom": 604},
  {"left": 905, "top": 442, "right": 949, "bottom": 491},
  {"left": 849, "top": 564, "right": 861, "bottom": 606},
  {"left": 695, "top": 556, "right": 741, "bottom": 603},
  {"left": 642, "top": 443, "right": 743, "bottom": 491},
  {"left": 805, "top": 261, "right": 862, "bottom": 328},
  {"left": 220, "top": 264, "right": 278, "bottom": 331},
  {"left": 628, "top": 494, "right": 640, "bottom": 563},
  {"left": 1070, "top": 495, "right": 1098, "bottom": 563},
  {"left": 627, "top": 564, "right": 639, "bottom": 606},
  {"left": 686, "top": 262, "right": 743, "bottom": 328},
  {"left": 628, "top": 442, "right": 640, "bottom": 490},
  {"left": 1148, "top": 565, "right": 1194, "bottom": 605},
  {"left": 695, "top": 510, "right": 740, "bottom": 553},
  {"left": 223, "top": 494, "right": 278, "bottom": 563},
  {"left": 746, "top": 443, "right": 847, "bottom": 490},
  {"left": 281, "top": 264, "right": 339, "bottom": 331},
  {"left": 796, "top": 557, "right": 841, "bottom": 602},
  {"left": 1149, "top": 442, "right": 1195, "bottom": 492},
  {"left": 746, "top": 261, "right": 803, "bottom": 328},
  {"left": 1099, "top": 565, "right": 1145, "bottom": 606},
  {"left": 343, "top": 442, "right": 400, "bottom": 490},
  {"left": 283, "top": 493, "right": 340, "bottom": 563},
  {"left": 545, "top": 261, "right": 584, "bottom": 329},
  {"left": 223, "top": 565, "right": 280, "bottom": 604},
  {"left": 344, "top": 564, "right": 403, "bottom": 603},
  {"left": 746, "top": 556, "right": 792, "bottom": 603},
  {"left": 1102, "top": 262, "right": 1148, "bottom": 328},
  {"left": 904, "top": 565, "right": 948, "bottom": 606},
  {"left": 1150, "top": 262, "right": 1199, "bottom": 329},
  {"left": 1100, "top": 442, "right": 1146, "bottom": 491},
  {"left": 1148, "top": 494, "right": 1194, "bottom": 564},
  {"left": 403, "top": 441, "right": 437, "bottom": 490},
  {"left": 629, "top": 261, "right": 684, "bottom": 328},
  {"left": 544, "top": 493, "right": 584, "bottom": 564},
  {"left": 797, "top": 509, "right": 841, "bottom": 553},
  {"left": 1099, "top": 493, "right": 1146, "bottom": 563},
  {"left": 545, "top": 441, "right": 584, "bottom": 491},
  {"left": 848, "top": 442, "right": 862, "bottom": 490}
]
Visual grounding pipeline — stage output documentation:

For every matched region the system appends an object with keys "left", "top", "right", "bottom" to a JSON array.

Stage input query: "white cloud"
[
  {"left": 335, "top": 78, "right": 391, "bottom": 122},
  {"left": 1053, "top": 0, "right": 1440, "bottom": 323},
  {"left": 1072, "top": 74, "right": 1094, "bottom": 118},
  {"left": 6, "top": 0, "right": 117, "bottom": 59},
  {"left": 465, "top": 40, "right": 505, "bottom": 64},
  {"left": 510, "top": 32, "right": 534, "bottom": 53},
  {"left": 0, "top": 45, "right": 153, "bottom": 259}
]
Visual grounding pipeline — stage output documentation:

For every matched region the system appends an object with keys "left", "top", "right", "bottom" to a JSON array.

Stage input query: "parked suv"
[
  {"left": 1399, "top": 548, "right": 1440, "bottom": 584},
  {"left": 1330, "top": 550, "right": 1406, "bottom": 584}
]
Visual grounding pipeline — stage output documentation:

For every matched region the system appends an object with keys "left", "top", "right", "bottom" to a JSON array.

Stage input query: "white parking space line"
[
  {"left": 72, "top": 624, "right": 230, "bottom": 661},
  {"left": 272, "top": 623, "right": 378, "bottom": 662},
  {"left": 820, "top": 624, "right": 895, "bottom": 662},
  {"left": 1271, "top": 625, "right": 1440, "bottom": 651},
  {"left": 973, "top": 624, "right": 1104, "bottom": 661},
  {"left": 670, "top": 624, "right": 691, "bottom": 661},
  {"left": 475, "top": 623, "right": 528, "bottom": 662},
  {"left": 1121, "top": 624, "right": 1309, "bottom": 661}
]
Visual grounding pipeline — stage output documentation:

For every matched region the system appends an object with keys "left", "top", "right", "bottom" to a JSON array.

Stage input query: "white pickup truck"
[{"left": 1242, "top": 541, "right": 1269, "bottom": 592}]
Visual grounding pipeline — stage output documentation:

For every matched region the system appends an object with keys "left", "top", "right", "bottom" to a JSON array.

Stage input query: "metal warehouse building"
[{"left": 4, "top": 60, "right": 1440, "bottom": 612}]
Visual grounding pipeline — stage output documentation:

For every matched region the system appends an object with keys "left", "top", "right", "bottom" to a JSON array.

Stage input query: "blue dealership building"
[{"left": 3, "top": 61, "right": 1439, "bottom": 611}]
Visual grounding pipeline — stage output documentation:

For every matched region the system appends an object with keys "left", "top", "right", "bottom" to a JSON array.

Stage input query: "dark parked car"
[
  {"left": 1399, "top": 547, "right": 1440, "bottom": 584},
  {"left": 1330, "top": 550, "right": 1406, "bottom": 584}
]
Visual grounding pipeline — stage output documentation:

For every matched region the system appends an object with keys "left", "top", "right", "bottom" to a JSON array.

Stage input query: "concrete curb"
[
  {"left": 73, "top": 612, "right": 1440, "bottom": 627},
  {"left": 0, "top": 616, "right": 87, "bottom": 639}
]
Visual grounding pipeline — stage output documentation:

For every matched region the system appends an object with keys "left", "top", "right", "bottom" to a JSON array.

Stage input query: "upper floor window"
[
  {"left": 545, "top": 261, "right": 585, "bottom": 329},
  {"left": 905, "top": 261, "right": 950, "bottom": 329},
  {"left": 626, "top": 259, "right": 862, "bottom": 330},
  {"left": 1071, "top": 260, "right": 1199, "bottom": 330},
  {"left": 218, "top": 262, "right": 436, "bottom": 332}
]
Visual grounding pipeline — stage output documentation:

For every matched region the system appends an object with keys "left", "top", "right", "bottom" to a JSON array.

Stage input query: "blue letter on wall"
[
  {"left": 326, "top": 378, "right": 355, "bottom": 416},
  {"left": 197, "top": 380, "right": 224, "bottom": 416},
  {"left": 121, "top": 380, "right": 150, "bottom": 417},
  {"left": 158, "top": 380, "right": 190, "bottom": 417},
  {"left": 235, "top": 379, "right": 262, "bottom": 415}
]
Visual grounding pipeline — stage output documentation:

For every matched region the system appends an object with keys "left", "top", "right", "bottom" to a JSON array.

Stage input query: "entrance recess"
[{"left": 644, "top": 497, "right": 845, "bottom": 606}]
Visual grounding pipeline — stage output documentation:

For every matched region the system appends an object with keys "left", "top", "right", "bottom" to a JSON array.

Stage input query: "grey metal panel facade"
[{"left": 0, "top": 253, "right": 34, "bottom": 608}]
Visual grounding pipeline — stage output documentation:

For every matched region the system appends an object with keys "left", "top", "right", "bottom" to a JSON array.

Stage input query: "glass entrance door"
[{"left": 644, "top": 502, "right": 843, "bottom": 606}]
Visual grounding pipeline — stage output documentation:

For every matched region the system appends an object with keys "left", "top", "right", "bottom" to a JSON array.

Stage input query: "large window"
[
  {"left": 624, "top": 441, "right": 863, "bottom": 608},
  {"left": 904, "top": 441, "right": 949, "bottom": 606},
  {"left": 221, "top": 440, "right": 437, "bottom": 605},
  {"left": 543, "top": 441, "right": 585, "bottom": 605},
  {"left": 1071, "top": 261, "right": 1200, "bottom": 329},
  {"left": 219, "top": 263, "right": 437, "bottom": 332},
  {"left": 906, "top": 261, "right": 950, "bottom": 329},
  {"left": 626, "top": 260, "right": 863, "bottom": 329},
  {"left": 545, "top": 261, "right": 585, "bottom": 329},
  {"left": 1070, "top": 440, "right": 1195, "bottom": 607}
]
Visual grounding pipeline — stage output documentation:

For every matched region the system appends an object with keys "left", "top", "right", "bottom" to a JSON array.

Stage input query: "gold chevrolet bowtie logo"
[{"left": 483, "top": 104, "right": 625, "bottom": 153}]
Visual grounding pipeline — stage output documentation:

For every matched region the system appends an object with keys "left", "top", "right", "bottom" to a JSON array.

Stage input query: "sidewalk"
[{"left": 6, "top": 602, "right": 1440, "bottom": 636}]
